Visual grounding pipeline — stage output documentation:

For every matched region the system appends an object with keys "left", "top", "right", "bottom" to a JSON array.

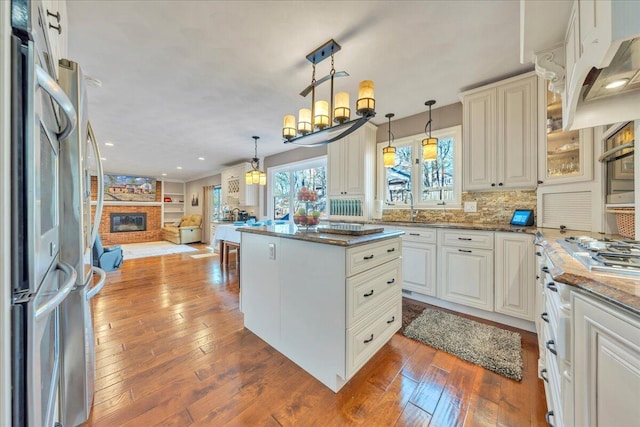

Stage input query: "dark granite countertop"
[
  {"left": 237, "top": 223, "right": 403, "bottom": 247},
  {"left": 537, "top": 229, "right": 639, "bottom": 316}
]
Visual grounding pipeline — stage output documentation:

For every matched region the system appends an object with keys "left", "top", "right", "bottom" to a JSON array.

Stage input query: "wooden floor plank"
[{"left": 80, "top": 245, "right": 547, "bottom": 426}]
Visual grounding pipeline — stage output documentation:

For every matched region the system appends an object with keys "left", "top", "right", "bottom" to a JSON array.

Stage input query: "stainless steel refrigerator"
[
  {"left": 10, "top": 1, "right": 106, "bottom": 425},
  {"left": 57, "top": 58, "right": 106, "bottom": 427}
]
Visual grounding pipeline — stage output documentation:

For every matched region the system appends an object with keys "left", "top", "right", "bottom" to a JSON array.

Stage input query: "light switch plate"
[{"left": 464, "top": 201, "right": 477, "bottom": 213}]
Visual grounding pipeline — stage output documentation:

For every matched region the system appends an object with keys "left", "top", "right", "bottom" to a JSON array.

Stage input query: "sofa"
[{"left": 161, "top": 214, "right": 202, "bottom": 244}]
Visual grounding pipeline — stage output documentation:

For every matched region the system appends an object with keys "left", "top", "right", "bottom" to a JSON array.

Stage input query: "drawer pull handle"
[
  {"left": 546, "top": 282, "right": 558, "bottom": 292},
  {"left": 46, "top": 9, "right": 61, "bottom": 22},
  {"left": 363, "top": 290, "right": 374, "bottom": 297},
  {"left": 364, "top": 334, "right": 374, "bottom": 344},
  {"left": 387, "top": 247, "right": 396, "bottom": 253},
  {"left": 363, "top": 254, "right": 374, "bottom": 260},
  {"left": 386, "top": 278, "right": 395, "bottom": 284},
  {"left": 48, "top": 23, "right": 62, "bottom": 34},
  {"left": 540, "top": 368, "right": 549, "bottom": 383},
  {"left": 540, "top": 312, "right": 549, "bottom": 323},
  {"left": 458, "top": 237, "right": 472, "bottom": 241},
  {"left": 545, "top": 410, "right": 555, "bottom": 426},
  {"left": 409, "top": 233, "right": 420, "bottom": 236},
  {"left": 546, "top": 340, "right": 557, "bottom": 356},
  {"left": 458, "top": 249, "right": 472, "bottom": 253},
  {"left": 541, "top": 266, "right": 550, "bottom": 273},
  {"left": 386, "top": 316, "right": 395, "bottom": 324}
]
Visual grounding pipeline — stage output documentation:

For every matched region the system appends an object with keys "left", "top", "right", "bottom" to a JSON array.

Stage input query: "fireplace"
[{"left": 110, "top": 213, "right": 147, "bottom": 233}]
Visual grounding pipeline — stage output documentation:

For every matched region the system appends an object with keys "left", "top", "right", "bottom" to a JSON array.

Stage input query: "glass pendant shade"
[
  {"left": 298, "top": 108, "right": 312, "bottom": 135},
  {"left": 356, "top": 80, "right": 375, "bottom": 114},
  {"left": 282, "top": 115, "right": 297, "bottom": 140},
  {"left": 259, "top": 172, "right": 267, "bottom": 186},
  {"left": 314, "top": 100, "right": 329, "bottom": 129},
  {"left": 422, "top": 137, "right": 438, "bottom": 161},
  {"left": 251, "top": 169, "right": 260, "bottom": 184},
  {"left": 245, "top": 171, "right": 252, "bottom": 185},
  {"left": 334, "top": 92, "right": 350, "bottom": 124},
  {"left": 383, "top": 146, "right": 396, "bottom": 168}
]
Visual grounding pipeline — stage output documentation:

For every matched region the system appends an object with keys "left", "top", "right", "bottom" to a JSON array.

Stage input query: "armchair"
[
  {"left": 162, "top": 214, "right": 202, "bottom": 244},
  {"left": 92, "top": 235, "right": 123, "bottom": 272}
]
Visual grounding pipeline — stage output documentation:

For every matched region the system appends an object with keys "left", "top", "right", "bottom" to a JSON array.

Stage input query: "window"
[
  {"left": 378, "top": 125, "right": 462, "bottom": 208},
  {"left": 268, "top": 157, "right": 327, "bottom": 222},
  {"left": 211, "top": 186, "right": 222, "bottom": 220}
]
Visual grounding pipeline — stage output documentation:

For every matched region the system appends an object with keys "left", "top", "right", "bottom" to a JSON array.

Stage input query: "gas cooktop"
[{"left": 558, "top": 236, "right": 640, "bottom": 278}]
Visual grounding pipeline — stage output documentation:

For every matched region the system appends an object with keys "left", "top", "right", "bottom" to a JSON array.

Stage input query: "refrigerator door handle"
[
  {"left": 35, "top": 261, "right": 77, "bottom": 320},
  {"left": 87, "top": 122, "right": 104, "bottom": 246},
  {"left": 35, "top": 64, "right": 77, "bottom": 140},
  {"left": 86, "top": 266, "right": 106, "bottom": 300}
]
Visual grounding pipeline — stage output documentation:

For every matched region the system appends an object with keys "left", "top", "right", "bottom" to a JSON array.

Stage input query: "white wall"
[
  {"left": 1, "top": 1, "right": 13, "bottom": 422},
  {"left": 185, "top": 174, "right": 221, "bottom": 216}
]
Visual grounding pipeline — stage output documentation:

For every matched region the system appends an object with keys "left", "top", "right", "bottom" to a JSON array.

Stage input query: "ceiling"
[{"left": 67, "top": 0, "right": 532, "bottom": 182}]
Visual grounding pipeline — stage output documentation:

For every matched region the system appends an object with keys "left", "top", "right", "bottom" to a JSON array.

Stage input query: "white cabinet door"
[
  {"left": 494, "top": 233, "right": 535, "bottom": 321},
  {"left": 463, "top": 89, "right": 496, "bottom": 190},
  {"left": 573, "top": 292, "right": 640, "bottom": 427},
  {"left": 438, "top": 246, "right": 494, "bottom": 311},
  {"left": 462, "top": 73, "right": 538, "bottom": 191},
  {"left": 497, "top": 76, "right": 537, "bottom": 189},
  {"left": 327, "top": 142, "right": 344, "bottom": 196},
  {"left": 345, "top": 131, "right": 366, "bottom": 195},
  {"left": 401, "top": 241, "right": 436, "bottom": 296}
]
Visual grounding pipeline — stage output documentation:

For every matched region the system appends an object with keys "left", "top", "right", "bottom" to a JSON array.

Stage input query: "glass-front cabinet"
[{"left": 539, "top": 88, "right": 593, "bottom": 185}]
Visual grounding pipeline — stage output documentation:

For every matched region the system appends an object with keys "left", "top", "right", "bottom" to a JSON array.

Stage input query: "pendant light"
[
  {"left": 383, "top": 113, "right": 396, "bottom": 168},
  {"left": 422, "top": 100, "right": 438, "bottom": 162},
  {"left": 281, "top": 39, "right": 376, "bottom": 147},
  {"left": 245, "top": 136, "right": 266, "bottom": 186}
]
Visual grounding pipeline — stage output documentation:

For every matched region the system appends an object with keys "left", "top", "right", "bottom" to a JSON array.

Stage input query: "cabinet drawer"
[
  {"left": 439, "top": 229, "right": 494, "bottom": 249},
  {"left": 347, "top": 258, "right": 401, "bottom": 327},
  {"left": 346, "top": 296, "right": 401, "bottom": 378},
  {"left": 398, "top": 227, "right": 437, "bottom": 244},
  {"left": 347, "top": 238, "right": 401, "bottom": 276}
]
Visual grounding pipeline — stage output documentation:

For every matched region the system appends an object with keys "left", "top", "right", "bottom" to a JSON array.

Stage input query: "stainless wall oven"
[{"left": 600, "top": 121, "right": 636, "bottom": 204}]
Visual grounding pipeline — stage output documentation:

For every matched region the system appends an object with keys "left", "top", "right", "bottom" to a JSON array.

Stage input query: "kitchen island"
[{"left": 238, "top": 223, "right": 403, "bottom": 392}]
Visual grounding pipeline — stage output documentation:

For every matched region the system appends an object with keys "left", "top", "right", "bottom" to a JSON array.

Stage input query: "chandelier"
[
  {"left": 282, "top": 39, "right": 376, "bottom": 146},
  {"left": 422, "top": 100, "right": 438, "bottom": 161},
  {"left": 383, "top": 113, "right": 395, "bottom": 167},
  {"left": 245, "top": 136, "right": 266, "bottom": 186}
]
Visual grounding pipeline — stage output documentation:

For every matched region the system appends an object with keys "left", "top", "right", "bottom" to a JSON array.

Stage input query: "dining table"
[{"left": 212, "top": 223, "right": 242, "bottom": 264}]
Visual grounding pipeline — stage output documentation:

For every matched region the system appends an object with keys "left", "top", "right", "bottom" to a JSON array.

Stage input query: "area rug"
[
  {"left": 403, "top": 305, "right": 523, "bottom": 381},
  {"left": 121, "top": 241, "right": 197, "bottom": 260}
]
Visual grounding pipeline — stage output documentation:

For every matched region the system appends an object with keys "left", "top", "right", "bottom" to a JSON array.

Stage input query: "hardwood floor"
[{"left": 82, "top": 245, "right": 547, "bottom": 426}]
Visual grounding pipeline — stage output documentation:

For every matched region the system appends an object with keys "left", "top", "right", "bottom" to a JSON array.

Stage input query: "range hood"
[
  {"left": 583, "top": 38, "right": 640, "bottom": 102},
  {"left": 568, "top": 37, "right": 640, "bottom": 130}
]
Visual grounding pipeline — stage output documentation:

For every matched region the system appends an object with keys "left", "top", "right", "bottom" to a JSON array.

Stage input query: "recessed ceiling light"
[
  {"left": 605, "top": 79, "right": 629, "bottom": 89},
  {"left": 100, "top": 157, "right": 106, "bottom": 161},
  {"left": 104, "top": 142, "right": 114, "bottom": 147},
  {"left": 198, "top": 157, "right": 205, "bottom": 161},
  {"left": 161, "top": 173, "right": 167, "bottom": 176},
  {"left": 176, "top": 166, "right": 182, "bottom": 170}
]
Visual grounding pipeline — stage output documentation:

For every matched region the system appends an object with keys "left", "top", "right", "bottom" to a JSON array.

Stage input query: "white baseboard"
[{"left": 402, "top": 290, "right": 537, "bottom": 333}]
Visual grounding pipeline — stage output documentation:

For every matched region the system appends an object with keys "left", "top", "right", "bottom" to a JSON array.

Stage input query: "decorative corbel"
[{"left": 534, "top": 45, "right": 566, "bottom": 94}]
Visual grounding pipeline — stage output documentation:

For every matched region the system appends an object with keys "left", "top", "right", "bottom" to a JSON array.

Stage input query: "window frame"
[
  {"left": 267, "top": 155, "right": 327, "bottom": 222},
  {"left": 376, "top": 125, "right": 462, "bottom": 209}
]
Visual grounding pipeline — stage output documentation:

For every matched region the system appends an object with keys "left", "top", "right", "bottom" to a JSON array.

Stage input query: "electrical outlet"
[
  {"left": 268, "top": 243, "right": 276, "bottom": 260},
  {"left": 464, "top": 201, "right": 477, "bottom": 213}
]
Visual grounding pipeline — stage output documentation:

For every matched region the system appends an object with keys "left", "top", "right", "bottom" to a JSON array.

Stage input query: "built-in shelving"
[{"left": 162, "top": 181, "right": 185, "bottom": 225}]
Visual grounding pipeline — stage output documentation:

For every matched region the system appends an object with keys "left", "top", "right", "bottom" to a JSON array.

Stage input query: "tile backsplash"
[{"left": 381, "top": 190, "right": 537, "bottom": 224}]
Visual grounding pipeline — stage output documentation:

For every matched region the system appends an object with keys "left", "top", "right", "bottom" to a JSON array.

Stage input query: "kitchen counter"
[
  {"left": 237, "top": 223, "right": 403, "bottom": 247},
  {"left": 536, "top": 228, "right": 639, "bottom": 315}
]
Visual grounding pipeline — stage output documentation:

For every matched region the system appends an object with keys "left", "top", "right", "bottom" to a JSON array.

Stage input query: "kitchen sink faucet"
[{"left": 404, "top": 190, "right": 416, "bottom": 222}]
